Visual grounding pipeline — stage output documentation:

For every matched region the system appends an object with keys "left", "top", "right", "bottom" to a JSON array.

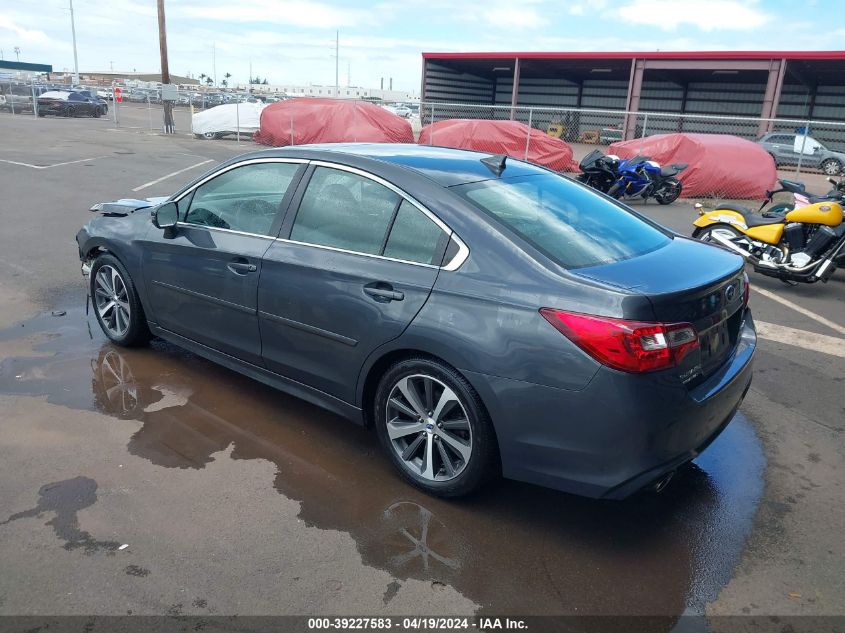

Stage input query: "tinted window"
[
  {"left": 68, "top": 93, "right": 83, "bottom": 101},
  {"left": 383, "top": 200, "right": 447, "bottom": 265},
  {"left": 185, "top": 162, "right": 300, "bottom": 236},
  {"left": 290, "top": 167, "right": 400, "bottom": 255},
  {"left": 766, "top": 135, "right": 792, "bottom": 143},
  {"left": 453, "top": 174, "right": 670, "bottom": 269}
]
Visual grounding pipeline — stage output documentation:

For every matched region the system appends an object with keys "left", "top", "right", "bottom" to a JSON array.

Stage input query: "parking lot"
[{"left": 0, "top": 107, "right": 843, "bottom": 628}]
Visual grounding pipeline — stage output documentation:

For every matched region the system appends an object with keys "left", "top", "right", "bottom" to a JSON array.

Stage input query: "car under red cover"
[
  {"left": 418, "top": 119, "right": 578, "bottom": 172},
  {"left": 610, "top": 133, "right": 778, "bottom": 199},
  {"left": 254, "top": 98, "right": 414, "bottom": 146}
]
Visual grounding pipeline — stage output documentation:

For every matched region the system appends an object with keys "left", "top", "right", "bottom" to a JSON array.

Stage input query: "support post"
[
  {"left": 156, "top": 0, "right": 175, "bottom": 133},
  {"left": 624, "top": 59, "right": 644, "bottom": 140},
  {"left": 510, "top": 58, "right": 520, "bottom": 121},
  {"left": 758, "top": 59, "right": 786, "bottom": 137}
]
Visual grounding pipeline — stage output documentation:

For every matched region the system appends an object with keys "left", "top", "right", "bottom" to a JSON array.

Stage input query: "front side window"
[
  {"left": 290, "top": 167, "right": 400, "bottom": 255},
  {"left": 185, "top": 162, "right": 300, "bottom": 236},
  {"left": 453, "top": 174, "right": 670, "bottom": 269}
]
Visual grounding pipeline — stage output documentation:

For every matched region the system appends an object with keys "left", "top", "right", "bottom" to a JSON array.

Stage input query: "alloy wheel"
[
  {"left": 93, "top": 265, "right": 131, "bottom": 338},
  {"left": 385, "top": 374, "right": 473, "bottom": 482}
]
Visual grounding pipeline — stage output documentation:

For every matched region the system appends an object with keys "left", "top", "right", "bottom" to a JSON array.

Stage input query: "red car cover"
[
  {"left": 254, "top": 98, "right": 413, "bottom": 146},
  {"left": 418, "top": 119, "right": 578, "bottom": 172},
  {"left": 609, "top": 133, "right": 777, "bottom": 199}
]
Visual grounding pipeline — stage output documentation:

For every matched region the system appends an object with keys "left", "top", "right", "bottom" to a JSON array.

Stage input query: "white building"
[{"left": 234, "top": 83, "right": 419, "bottom": 103}]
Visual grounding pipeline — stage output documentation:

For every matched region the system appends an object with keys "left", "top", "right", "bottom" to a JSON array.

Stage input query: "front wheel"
[
  {"left": 693, "top": 224, "right": 748, "bottom": 250},
  {"left": 374, "top": 358, "right": 499, "bottom": 497},
  {"left": 607, "top": 182, "right": 623, "bottom": 199},
  {"left": 821, "top": 158, "right": 842, "bottom": 176},
  {"left": 90, "top": 254, "right": 151, "bottom": 347}
]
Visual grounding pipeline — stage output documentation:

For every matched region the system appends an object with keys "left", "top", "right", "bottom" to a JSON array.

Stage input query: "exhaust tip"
[{"left": 652, "top": 471, "right": 675, "bottom": 494}]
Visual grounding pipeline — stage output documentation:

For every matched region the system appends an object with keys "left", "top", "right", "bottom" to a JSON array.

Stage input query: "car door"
[
  {"left": 258, "top": 163, "right": 453, "bottom": 403},
  {"left": 141, "top": 159, "right": 306, "bottom": 365}
]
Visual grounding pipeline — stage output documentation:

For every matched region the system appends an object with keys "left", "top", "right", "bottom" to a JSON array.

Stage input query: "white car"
[{"left": 191, "top": 102, "right": 265, "bottom": 140}]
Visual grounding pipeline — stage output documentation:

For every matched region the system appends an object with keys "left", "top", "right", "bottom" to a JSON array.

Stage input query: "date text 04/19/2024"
[{"left": 306, "top": 617, "right": 528, "bottom": 630}]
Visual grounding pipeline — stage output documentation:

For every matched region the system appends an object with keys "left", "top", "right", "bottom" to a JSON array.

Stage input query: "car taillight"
[
  {"left": 742, "top": 271, "right": 750, "bottom": 308},
  {"left": 539, "top": 309, "right": 699, "bottom": 373}
]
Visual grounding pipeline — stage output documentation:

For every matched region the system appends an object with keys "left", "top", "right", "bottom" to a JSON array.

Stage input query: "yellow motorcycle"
[{"left": 692, "top": 178, "right": 845, "bottom": 284}]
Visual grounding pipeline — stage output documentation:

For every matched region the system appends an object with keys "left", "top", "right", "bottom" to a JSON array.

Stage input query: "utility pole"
[
  {"left": 156, "top": 0, "right": 174, "bottom": 133},
  {"left": 249, "top": 59, "right": 252, "bottom": 88},
  {"left": 212, "top": 42, "right": 217, "bottom": 87},
  {"left": 335, "top": 30, "right": 339, "bottom": 98},
  {"left": 69, "top": 0, "right": 80, "bottom": 84}
]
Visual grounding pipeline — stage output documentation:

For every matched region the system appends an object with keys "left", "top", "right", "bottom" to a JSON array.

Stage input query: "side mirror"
[{"left": 152, "top": 202, "right": 178, "bottom": 229}]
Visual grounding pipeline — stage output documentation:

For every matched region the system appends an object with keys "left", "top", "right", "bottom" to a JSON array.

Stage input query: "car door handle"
[
  {"left": 227, "top": 261, "right": 257, "bottom": 274},
  {"left": 363, "top": 283, "right": 404, "bottom": 302}
]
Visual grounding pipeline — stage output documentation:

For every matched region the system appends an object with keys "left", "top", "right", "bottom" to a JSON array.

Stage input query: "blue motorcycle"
[{"left": 606, "top": 155, "right": 687, "bottom": 205}]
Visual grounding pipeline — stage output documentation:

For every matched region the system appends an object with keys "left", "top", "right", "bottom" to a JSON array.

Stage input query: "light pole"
[
  {"left": 335, "top": 30, "right": 339, "bottom": 98},
  {"left": 69, "top": 0, "right": 80, "bottom": 84}
]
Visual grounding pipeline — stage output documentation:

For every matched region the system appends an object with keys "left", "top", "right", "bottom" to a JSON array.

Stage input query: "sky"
[{"left": 1, "top": 0, "right": 842, "bottom": 91}]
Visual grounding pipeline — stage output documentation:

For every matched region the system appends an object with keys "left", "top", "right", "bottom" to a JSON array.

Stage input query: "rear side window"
[
  {"left": 290, "top": 167, "right": 400, "bottom": 255},
  {"left": 383, "top": 201, "right": 448, "bottom": 265},
  {"left": 453, "top": 174, "right": 670, "bottom": 269}
]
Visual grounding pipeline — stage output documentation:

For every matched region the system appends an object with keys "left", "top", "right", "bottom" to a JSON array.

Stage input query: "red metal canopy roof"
[{"left": 422, "top": 51, "right": 845, "bottom": 61}]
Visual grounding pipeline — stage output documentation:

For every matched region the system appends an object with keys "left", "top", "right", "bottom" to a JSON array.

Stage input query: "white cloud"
[
  {"left": 616, "top": 0, "right": 771, "bottom": 31},
  {"left": 483, "top": 7, "right": 543, "bottom": 29},
  {"left": 174, "top": 0, "right": 379, "bottom": 29},
  {"left": 0, "top": 16, "right": 50, "bottom": 44}
]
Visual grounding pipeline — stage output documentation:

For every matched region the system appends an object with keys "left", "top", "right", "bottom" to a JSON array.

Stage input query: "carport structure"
[{"left": 421, "top": 51, "right": 845, "bottom": 140}]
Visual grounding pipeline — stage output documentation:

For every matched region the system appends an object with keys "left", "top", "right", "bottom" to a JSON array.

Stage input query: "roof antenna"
[{"left": 481, "top": 154, "right": 507, "bottom": 176}]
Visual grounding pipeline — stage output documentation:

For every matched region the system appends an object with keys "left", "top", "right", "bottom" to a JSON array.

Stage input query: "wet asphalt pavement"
[
  {"left": 0, "top": 303, "right": 765, "bottom": 618},
  {"left": 0, "top": 109, "right": 843, "bottom": 627}
]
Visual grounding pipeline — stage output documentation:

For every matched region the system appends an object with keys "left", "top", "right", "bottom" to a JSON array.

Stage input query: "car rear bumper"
[{"left": 463, "top": 312, "right": 756, "bottom": 499}]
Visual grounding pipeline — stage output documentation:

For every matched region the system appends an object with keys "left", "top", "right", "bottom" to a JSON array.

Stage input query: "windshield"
[{"left": 452, "top": 174, "right": 671, "bottom": 269}]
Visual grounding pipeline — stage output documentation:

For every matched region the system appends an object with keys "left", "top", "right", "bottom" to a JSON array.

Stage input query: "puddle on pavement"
[{"left": 0, "top": 303, "right": 765, "bottom": 618}]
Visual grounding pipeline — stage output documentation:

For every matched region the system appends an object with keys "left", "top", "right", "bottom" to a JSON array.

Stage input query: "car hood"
[{"left": 89, "top": 197, "right": 169, "bottom": 216}]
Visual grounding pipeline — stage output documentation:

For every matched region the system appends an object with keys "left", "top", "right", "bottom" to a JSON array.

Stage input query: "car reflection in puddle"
[{"left": 0, "top": 306, "right": 765, "bottom": 618}]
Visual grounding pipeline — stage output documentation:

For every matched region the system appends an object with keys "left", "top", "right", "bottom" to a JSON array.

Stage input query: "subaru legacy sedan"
[{"left": 76, "top": 144, "right": 755, "bottom": 499}]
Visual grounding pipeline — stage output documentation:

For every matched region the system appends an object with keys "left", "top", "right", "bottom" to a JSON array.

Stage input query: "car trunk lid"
[{"left": 574, "top": 237, "right": 746, "bottom": 384}]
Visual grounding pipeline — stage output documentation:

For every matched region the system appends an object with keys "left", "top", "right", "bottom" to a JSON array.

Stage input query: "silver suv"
[{"left": 758, "top": 132, "right": 845, "bottom": 175}]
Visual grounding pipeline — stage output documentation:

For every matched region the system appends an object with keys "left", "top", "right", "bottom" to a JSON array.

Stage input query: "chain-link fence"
[{"left": 419, "top": 101, "right": 845, "bottom": 203}]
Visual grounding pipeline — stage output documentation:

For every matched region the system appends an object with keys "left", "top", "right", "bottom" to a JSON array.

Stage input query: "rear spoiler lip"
[{"left": 89, "top": 196, "right": 169, "bottom": 216}]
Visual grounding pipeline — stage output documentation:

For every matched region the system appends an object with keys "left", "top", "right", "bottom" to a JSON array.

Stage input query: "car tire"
[
  {"left": 90, "top": 254, "right": 151, "bottom": 347},
  {"left": 66, "top": 106, "right": 75, "bottom": 117},
  {"left": 821, "top": 158, "right": 842, "bottom": 176},
  {"left": 374, "top": 357, "right": 499, "bottom": 497},
  {"left": 93, "top": 108, "right": 101, "bottom": 118},
  {"left": 202, "top": 131, "right": 218, "bottom": 140}
]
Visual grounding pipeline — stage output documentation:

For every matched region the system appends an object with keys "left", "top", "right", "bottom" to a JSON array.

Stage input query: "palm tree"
[
  {"left": 221, "top": 79, "right": 228, "bottom": 88},
  {"left": 224, "top": 72, "right": 232, "bottom": 84},
  {"left": 205, "top": 77, "right": 213, "bottom": 86},
  {"left": 198, "top": 73, "right": 206, "bottom": 83}
]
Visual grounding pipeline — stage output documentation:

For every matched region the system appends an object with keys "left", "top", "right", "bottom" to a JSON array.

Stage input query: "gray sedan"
[
  {"left": 758, "top": 132, "right": 845, "bottom": 175},
  {"left": 76, "top": 144, "right": 755, "bottom": 499}
]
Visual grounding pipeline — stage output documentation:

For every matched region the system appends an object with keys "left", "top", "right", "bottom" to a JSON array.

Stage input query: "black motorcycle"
[{"left": 576, "top": 149, "right": 619, "bottom": 193}]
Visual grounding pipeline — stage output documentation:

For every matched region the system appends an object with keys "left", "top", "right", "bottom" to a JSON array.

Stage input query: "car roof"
[{"left": 240, "top": 143, "right": 548, "bottom": 187}]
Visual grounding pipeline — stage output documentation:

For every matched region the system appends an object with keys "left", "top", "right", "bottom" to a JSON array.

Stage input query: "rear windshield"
[{"left": 452, "top": 174, "right": 671, "bottom": 269}]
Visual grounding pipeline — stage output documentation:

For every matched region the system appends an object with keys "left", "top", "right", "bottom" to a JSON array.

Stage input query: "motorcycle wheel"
[
  {"left": 655, "top": 179, "right": 682, "bottom": 205},
  {"left": 693, "top": 224, "right": 746, "bottom": 245},
  {"left": 607, "top": 183, "right": 623, "bottom": 199}
]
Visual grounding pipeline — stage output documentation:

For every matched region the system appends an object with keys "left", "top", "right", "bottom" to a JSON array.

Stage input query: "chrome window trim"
[
  {"left": 174, "top": 222, "right": 276, "bottom": 240},
  {"left": 171, "top": 156, "right": 471, "bottom": 271},
  {"left": 306, "top": 160, "right": 470, "bottom": 271},
  {"left": 275, "top": 237, "right": 439, "bottom": 269},
  {"left": 172, "top": 157, "right": 309, "bottom": 203}
]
